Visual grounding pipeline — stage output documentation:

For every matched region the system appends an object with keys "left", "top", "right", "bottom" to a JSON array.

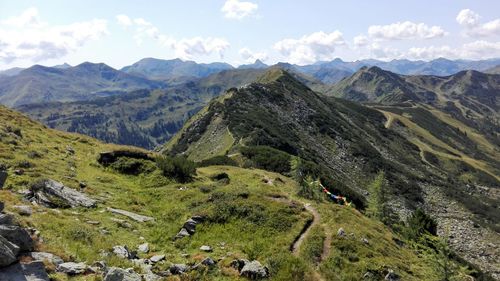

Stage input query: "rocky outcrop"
[
  {"left": 104, "top": 267, "right": 142, "bottom": 281},
  {"left": 26, "top": 179, "right": 96, "bottom": 208},
  {"left": 56, "top": 262, "right": 88, "bottom": 275},
  {"left": 107, "top": 207, "right": 154, "bottom": 223},
  {"left": 0, "top": 235, "right": 19, "bottom": 267},
  {"left": 25, "top": 252, "right": 64, "bottom": 265},
  {"left": 0, "top": 225, "right": 34, "bottom": 252},
  {"left": 240, "top": 260, "right": 269, "bottom": 279},
  {"left": 0, "top": 261, "right": 50, "bottom": 281},
  {"left": 175, "top": 215, "right": 204, "bottom": 239}
]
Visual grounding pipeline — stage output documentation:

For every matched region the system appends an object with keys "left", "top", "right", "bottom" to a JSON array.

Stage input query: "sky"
[{"left": 1, "top": 0, "right": 500, "bottom": 70}]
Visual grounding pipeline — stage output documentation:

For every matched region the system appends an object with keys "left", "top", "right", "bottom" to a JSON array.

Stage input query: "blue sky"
[{"left": 1, "top": 0, "right": 500, "bottom": 70}]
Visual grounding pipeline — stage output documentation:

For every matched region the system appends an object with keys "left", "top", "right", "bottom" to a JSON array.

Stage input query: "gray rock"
[
  {"left": 149, "top": 254, "right": 165, "bottom": 263},
  {"left": 110, "top": 218, "right": 133, "bottom": 229},
  {"left": 337, "top": 227, "right": 345, "bottom": 237},
  {"left": 240, "top": 260, "right": 269, "bottom": 279},
  {"left": 28, "top": 179, "right": 96, "bottom": 208},
  {"left": 174, "top": 216, "right": 205, "bottom": 239},
  {"left": 230, "top": 259, "right": 249, "bottom": 271},
  {"left": 107, "top": 207, "right": 154, "bottom": 223},
  {"left": 143, "top": 272, "right": 163, "bottom": 281},
  {"left": 361, "top": 238, "right": 369, "bottom": 245},
  {"left": 26, "top": 252, "right": 64, "bottom": 265},
  {"left": 113, "top": 245, "right": 133, "bottom": 259},
  {"left": 169, "top": 264, "right": 189, "bottom": 275},
  {"left": 200, "top": 245, "right": 212, "bottom": 252},
  {"left": 0, "top": 171, "right": 7, "bottom": 189},
  {"left": 0, "top": 261, "right": 50, "bottom": 281},
  {"left": 0, "top": 213, "right": 13, "bottom": 225},
  {"left": 0, "top": 235, "right": 19, "bottom": 267},
  {"left": 201, "top": 257, "right": 216, "bottom": 267},
  {"left": 104, "top": 267, "right": 141, "bottom": 281},
  {"left": 0, "top": 225, "right": 34, "bottom": 251},
  {"left": 86, "top": 220, "right": 100, "bottom": 225},
  {"left": 175, "top": 228, "right": 190, "bottom": 239},
  {"left": 13, "top": 205, "right": 32, "bottom": 216},
  {"left": 0, "top": 201, "right": 4, "bottom": 211},
  {"left": 385, "top": 270, "right": 400, "bottom": 281},
  {"left": 56, "top": 262, "right": 87, "bottom": 275},
  {"left": 138, "top": 242, "right": 149, "bottom": 253},
  {"left": 183, "top": 219, "right": 198, "bottom": 234}
]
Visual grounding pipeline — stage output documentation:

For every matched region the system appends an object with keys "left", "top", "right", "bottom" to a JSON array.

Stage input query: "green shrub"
[
  {"left": 157, "top": 156, "right": 196, "bottom": 183},
  {"left": 110, "top": 157, "right": 155, "bottom": 175},
  {"left": 240, "top": 146, "right": 291, "bottom": 174},
  {"left": 198, "top": 155, "right": 238, "bottom": 167},
  {"left": 266, "top": 253, "right": 312, "bottom": 281},
  {"left": 297, "top": 176, "right": 323, "bottom": 202},
  {"left": 301, "top": 225, "right": 326, "bottom": 264}
]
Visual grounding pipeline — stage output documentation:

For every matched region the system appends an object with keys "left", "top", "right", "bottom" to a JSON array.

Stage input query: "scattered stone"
[
  {"left": 149, "top": 254, "right": 165, "bottom": 263},
  {"left": 27, "top": 179, "right": 96, "bottom": 208},
  {"left": 175, "top": 228, "right": 190, "bottom": 238},
  {"left": 13, "top": 205, "right": 32, "bottom": 216},
  {"left": 0, "top": 225, "right": 34, "bottom": 251},
  {"left": 169, "top": 264, "right": 189, "bottom": 275},
  {"left": 86, "top": 220, "right": 100, "bottom": 225},
  {"left": 56, "top": 262, "right": 87, "bottom": 275},
  {"left": 201, "top": 257, "right": 216, "bottom": 267},
  {"left": 0, "top": 213, "right": 14, "bottom": 225},
  {"left": 112, "top": 246, "right": 135, "bottom": 259},
  {"left": 175, "top": 215, "right": 204, "bottom": 239},
  {"left": 14, "top": 169, "right": 24, "bottom": 175},
  {"left": 110, "top": 218, "right": 133, "bottom": 229},
  {"left": 79, "top": 182, "right": 87, "bottom": 189},
  {"left": 104, "top": 267, "right": 141, "bottom": 281},
  {"left": 66, "top": 146, "right": 75, "bottom": 154},
  {"left": 107, "top": 207, "right": 154, "bottom": 223},
  {"left": 0, "top": 261, "right": 50, "bottom": 281},
  {"left": 89, "top": 261, "right": 107, "bottom": 274},
  {"left": 138, "top": 243, "right": 149, "bottom": 253},
  {"left": 240, "top": 260, "right": 269, "bottom": 279},
  {"left": 200, "top": 245, "right": 212, "bottom": 252},
  {"left": 0, "top": 170, "right": 7, "bottom": 189},
  {"left": 26, "top": 252, "right": 64, "bottom": 265},
  {"left": 337, "top": 227, "right": 345, "bottom": 237},
  {"left": 361, "top": 238, "right": 369, "bottom": 245},
  {"left": 385, "top": 269, "right": 400, "bottom": 281},
  {"left": 0, "top": 235, "right": 19, "bottom": 267},
  {"left": 142, "top": 272, "right": 163, "bottom": 281},
  {"left": 230, "top": 259, "right": 249, "bottom": 271},
  {"left": 363, "top": 271, "right": 375, "bottom": 280}
]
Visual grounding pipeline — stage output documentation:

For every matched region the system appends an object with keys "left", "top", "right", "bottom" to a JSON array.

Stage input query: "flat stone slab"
[
  {"left": 28, "top": 179, "right": 96, "bottom": 208},
  {"left": 0, "top": 261, "right": 50, "bottom": 281},
  {"left": 107, "top": 207, "right": 154, "bottom": 223}
]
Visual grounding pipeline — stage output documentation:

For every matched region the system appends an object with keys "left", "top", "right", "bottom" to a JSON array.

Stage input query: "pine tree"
[{"left": 366, "top": 171, "right": 387, "bottom": 222}]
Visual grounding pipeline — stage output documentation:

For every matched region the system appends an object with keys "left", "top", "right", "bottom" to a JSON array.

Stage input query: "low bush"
[
  {"left": 157, "top": 156, "right": 196, "bottom": 183},
  {"left": 405, "top": 208, "right": 437, "bottom": 241},
  {"left": 110, "top": 157, "right": 155, "bottom": 175},
  {"left": 240, "top": 146, "right": 291, "bottom": 174}
]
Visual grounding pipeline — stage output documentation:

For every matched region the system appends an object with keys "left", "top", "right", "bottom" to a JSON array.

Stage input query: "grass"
[{"left": 0, "top": 105, "right": 475, "bottom": 280}]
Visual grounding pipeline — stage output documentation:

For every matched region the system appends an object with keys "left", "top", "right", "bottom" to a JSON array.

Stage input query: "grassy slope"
[{"left": 0, "top": 106, "right": 449, "bottom": 280}]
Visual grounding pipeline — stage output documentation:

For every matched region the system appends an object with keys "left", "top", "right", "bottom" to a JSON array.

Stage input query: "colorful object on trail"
[{"left": 311, "top": 180, "right": 351, "bottom": 206}]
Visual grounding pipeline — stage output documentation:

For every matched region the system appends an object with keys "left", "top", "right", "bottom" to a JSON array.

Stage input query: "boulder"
[
  {"left": 149, "top": 254, "right": 165, "bottom": 263},
  {"left": 385, "top": 270, "right": 400, "bottom": 281},
  {"left": 201, "top": 257, "right": 216, "bottom": 267},
  {"left": 56, "top": 262, "right": 87, "bottom": 275},
  {"left": 230, "top": 259, "right": 249, "bottom": 271},
  {"left": 337, "top": 227, "right": 346, "bottom": 237},
  {"left": 0, "top": 225, "right": 34, "bottom": 251},
  {"left": 0, "top": 261, "right": 50, "bottom": 281},
  {"left": 138, "top": 243, "right": 149, "bottom": 253},
  {"left": 175, "top": 228, "right": 190, "bottom": 239},
  {"left": 175, "top": 215, "right": 205, "bottom": 239},
  {"left": 107, "top": 207, "right": 154, "bottom": 223},
  {"left": 104, "top": 267, "right": 141, "bottom": 281},
  {"left": 26, "top": 252, "right": 64, "bottom": 265},
  {"left": 27, "top": 179, "right": 96, "bottom": 208},
  {"left": 240, "top": 260, "right": 269, "bottom": 279},
  {"left": 200, "top": 245, "right": 212, "bottom": 252},
  {"left": 0, "top": 171, "right": 7, "bottom": 189},
  {"left": 13, "top": 205, "right": 32, "bottom": 216},
  {"left": 169, "top": 264, "right": 189, "bottom": 275},
  {"left": 113, "top": 246, "right": 133, "bottom": 259},
  {"left": 0, "top": 213, "right": 14, "bottom": 225},
  {"left": 0, "top": 235, "right": 19, "bottom": 267}
]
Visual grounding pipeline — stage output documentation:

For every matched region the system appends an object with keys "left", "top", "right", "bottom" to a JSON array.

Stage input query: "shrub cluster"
[
  {"left": 240, "top": 146, "right": 291, "bottom": 174},
  {"left": 157, "top": 156, "right": 196, "bottom": 183}
]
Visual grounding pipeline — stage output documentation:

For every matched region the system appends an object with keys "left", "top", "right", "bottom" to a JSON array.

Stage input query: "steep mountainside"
[
  {"left": 165, "top": 69, "right": 500, "bottom": 277},
  {"left": 17, "top": 69, "right": 267, "bottom": 149},
  {"left": 0, "top": 62, "right": 165, "bottom": 107},
  {"left": 0, "top": 105, "right": 463, "bottom": 280},
  {"left": 121, "top": 58, "right": 233, "bottom": 82}
]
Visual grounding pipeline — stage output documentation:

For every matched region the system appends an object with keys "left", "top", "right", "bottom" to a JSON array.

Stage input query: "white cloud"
[
  {"left": 368, "top": 21, "right": 447, "bottom": 40},
  {"left": 273, "top": 31, "right": 346, "bottom": 64},
  {"left": 368, "top": 43, "right": 402, "bottom": 60},
  {"left": 116, "top": 14, "right": 132, "bottom": 27},
  {"left": 239, "top": 47, "right": 268, "bottom": 63},
  {"left": 456, "top": 9, "right": 480, "bottom": 27},
  {"left": 353, "top": 35, "right": 369, "bottom": 47},
  {"left": 406, "top": 41, "right": 500, "bottom": 60},
  {"left": 221, "top": 0, "right": 258, "bottom": 20},
  {"left": 0, "top": 8, "right": 107, "bottom": 64},
  {"left": 457, "top": 9, "right": 500, "bottom": 37},
  {"left": 1, "top": 7, "right": 44, "bottom": 28},
  {"left": 117, "top": 14, "right": 230, "bottom": 59}
]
